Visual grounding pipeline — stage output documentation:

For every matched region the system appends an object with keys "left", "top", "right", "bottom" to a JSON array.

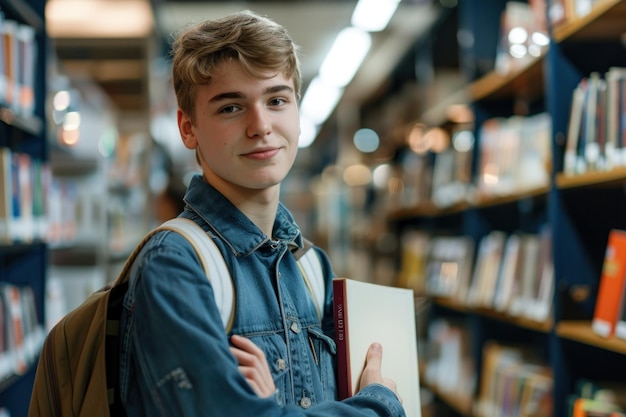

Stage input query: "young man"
[{"left": 119, "top": 10, "right": 404, "bottom": 416}]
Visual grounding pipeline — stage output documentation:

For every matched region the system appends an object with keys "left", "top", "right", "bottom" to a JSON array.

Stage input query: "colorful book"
[
  {"left": 333, "top": 277, "right": 421, "bottom": 417},
  {"left": 0, "top": 148, "right": 12, "bottom": 242},
  {"left": 592, "top": 229, "right": 626, "bottom": 338},
  {"left": 564, "top": 80, "right": 587, "bottom": 175}
]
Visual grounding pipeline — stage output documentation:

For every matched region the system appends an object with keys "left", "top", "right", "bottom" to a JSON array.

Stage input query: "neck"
[{"left": 203, "top": 174, "right": 280, "bottom": 238}]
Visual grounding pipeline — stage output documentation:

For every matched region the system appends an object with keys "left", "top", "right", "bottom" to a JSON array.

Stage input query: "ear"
[{"left": 178, "top": 109, "right": 197, "bottom": 150}]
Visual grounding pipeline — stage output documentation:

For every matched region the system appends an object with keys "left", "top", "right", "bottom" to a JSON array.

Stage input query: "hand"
[
  {"left": 229, "top": 334, "right": 276, "bottom": 398},
  {"left": 358, "top": 343, "right": 402, "bottom": 403}
]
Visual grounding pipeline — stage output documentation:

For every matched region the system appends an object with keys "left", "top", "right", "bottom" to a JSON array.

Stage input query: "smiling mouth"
[{"left": 242, "top": 148, "right": 280, "bottom": 160}]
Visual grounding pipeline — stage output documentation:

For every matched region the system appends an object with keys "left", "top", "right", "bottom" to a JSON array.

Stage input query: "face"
[{"left": 178, "top": 60, "right": 300, "bottom": 199}]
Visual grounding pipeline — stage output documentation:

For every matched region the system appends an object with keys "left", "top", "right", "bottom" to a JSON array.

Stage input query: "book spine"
[
  {"left": 333, "top": 279, "right": 350, "bottom": 399},
  {"left": 592, "top": 230, "right": 626, "bottom": 337},
  {"left": 614, "top": 269, "right": 626, "bottom": 340}
]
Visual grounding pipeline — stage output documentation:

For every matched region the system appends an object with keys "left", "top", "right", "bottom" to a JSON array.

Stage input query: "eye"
[
  {"left": 219, "top": 105, "right": 241, "bottom": 114},
  {"left": 268, "top": 97, "right": 288, "bottom": 107}
]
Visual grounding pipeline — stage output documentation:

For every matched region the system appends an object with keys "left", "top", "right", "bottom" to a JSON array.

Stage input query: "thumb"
[
  {"left": 358, "top": 343, "right": 384, "bottom": 391},
  {"left": 365, "top": 342, "right": 383, "bottom": 371},
  {"left": 359, "top": 343, "right": 401, "bottom": 402}
]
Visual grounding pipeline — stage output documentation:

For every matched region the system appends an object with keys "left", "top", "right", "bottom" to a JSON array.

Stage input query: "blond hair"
[{"left": 170, "top": 10, "right": 301, "bottom": 122}]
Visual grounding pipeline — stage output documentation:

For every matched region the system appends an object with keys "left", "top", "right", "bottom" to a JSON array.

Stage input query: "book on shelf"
[
  {"left": 517, "top": 370, "right": 553, "bottom": 417},
  {"left": 564, "top": 68, "right": 626, "bottom": 175},
  {"left": 592, "top": 229, "right": 626, "bottom": 338},
  {"left": 517, "top": 112, "right": 551, "bottom": 191},
  {"left": 425, "top": 235, "right": 474, "bottom": 301},
  {"left": 0, "top": 14, "right": 38, "bottom": 116},
  {"left": 16, "top": 23, "right": 36, "bottom": 117},
  {"left": 525, "top": 226, "right": 554, "bottom": 323},
  {"left": 583, "top": 72, "right": 602, "bottom": 172},
  {"left": 0, "top": 148, "right": 12, "bottom": 242},
  {"left": 613, "top": 240, "right": 626, "bottom": 340},
  {"left": 508, "top": 234, "right": 542, "bottom": 317},
  {"left": 564, "top": 79, "right": 587, "bottom": 175},
  {"left": 1, "top": 284, "right": 27, "bottom": 377},
  {"left": 476, "top": 341, "right": 553, "bottom": 417},
  {"left": 0, "top": 283, "right": 45, "bottom": 381},
  {"left": 0, "top": 10, "right": 6, "bottom": 103},
  {"left": 467, "top": 231, "right": 506, "bottom": 308},
  {"left": 493, "top": 233, "right": 523, "bottom": 312},
  {"left": 605, "top": 67, "right": 626, "bottom": 169},
  {"left": 333, "top": 277, "right": 421, "bottom": 417},
  {"left": 430, "top": 149, "right": 456, "bottom": 208},
  {"left": 0, "top": 148, "right": 48, "bottom": 243},
  {"left": 422, "top": 318, "right": 475, "bottom": 403},
  {"left": 548, "top": 0, "right": 569, "bottom": 26},
  {"left": 572, "top": 378, "right": 626, "bottom": 410},
  {"left": 615, "top": 285, "right": 626, "bottom": 341},
  {"left": 570, "top": 397, "right": 623, "bottom": 417},
  {"left": 397, "top": 230, "right": 430, "bottom": 295}
]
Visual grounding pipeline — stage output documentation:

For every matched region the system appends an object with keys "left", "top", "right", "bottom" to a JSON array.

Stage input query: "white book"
[{"left": 333, "top": 278, "right": 421, "bottom": 417}]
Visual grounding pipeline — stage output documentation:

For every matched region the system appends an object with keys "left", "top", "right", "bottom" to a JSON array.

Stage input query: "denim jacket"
[{"left": 119, "top": 175, "right": 405, "bottom": 417}]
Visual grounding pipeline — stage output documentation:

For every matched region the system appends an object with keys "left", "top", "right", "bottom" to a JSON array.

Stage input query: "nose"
[{"left": 246, "top": 105, "right": 271, "bottom": 138}]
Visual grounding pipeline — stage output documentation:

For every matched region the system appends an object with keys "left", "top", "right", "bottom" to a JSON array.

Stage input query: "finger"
[
  {"left": 364, "top": 343, "right": 383, "bottom": 373},
  {"left": 231, "top": 335, "right": 268, "bottom": 365},
  {"left": 231, "top": 335, "right": 262, "bottom": 354},
  {"left": 237, "top": 364, "right": 274, "bottom": 397},
  {"left": 229, "top": 346, "right": 253, "bottom": 365}
]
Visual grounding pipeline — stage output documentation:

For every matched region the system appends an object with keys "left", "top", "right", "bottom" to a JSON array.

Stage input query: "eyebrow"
[{"left": 208, "top": 85, "right": 294, "bottom": 103}]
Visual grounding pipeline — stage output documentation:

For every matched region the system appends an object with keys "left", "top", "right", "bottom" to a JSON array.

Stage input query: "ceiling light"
[
  {"left": 299, "top": 117, "right": 319, "bottom": 149},
  {"left": 318, "top": 27, "right": 371, "bottom": 88},
  {"left": 299, "top": 76, "right": 343, "bottom": 125},
  {"left": 351, "top": 0, "right": 401, "bottom": 32},
  {"left": 46, "top": 0, "right": 153, "bottom": 38}
]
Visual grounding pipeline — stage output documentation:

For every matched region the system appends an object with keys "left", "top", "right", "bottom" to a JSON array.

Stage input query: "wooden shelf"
[
  {"left": 387, "top": 200, "right": 469, "bottom": 221},
  {"left": 555, "top": 167, "right": 626, "bottom": 190},
  {"left": 468, "top": 56, "right": 545, "bottom": 103},
  {"left": 553, "top": 0, "right": 626, "bottom": 42},
  {"left": 474, "top": 185, "right": 550, "bottom": 208},
  {"left": 387, "top": 185, "right": 549, "bottom": 221},
  {"left": 433, "top": 298, "right": 553, "bottom": 333},
  {"left": 557, "top": 321, "right": 626, "bottom": 355},
  {"left": 0, "top": 106, "right": 43, "bottom": 136},
  {"left": 427, "top": 383, "right": 473, "bottom": 417},
  {"left": 433, "top": 297, "right": 471, "bottom": 313}
]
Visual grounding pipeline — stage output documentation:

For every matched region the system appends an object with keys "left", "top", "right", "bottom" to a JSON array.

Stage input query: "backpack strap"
[
  {"left": 159, "top": 218, "right": 235, "bottom": 333},
  {"left": 294, "top": 240, "right": 325, "bottom": 322}
]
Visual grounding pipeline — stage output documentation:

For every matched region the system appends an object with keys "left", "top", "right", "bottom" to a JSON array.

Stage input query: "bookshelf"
[
  {"left": 45, "top": 75, "right": 154, "bottom": 322},
  {"left": 0, "top": 0, "right": 47, "bottom": 416},
  {"left": 386, "top": 1, "right": 626, "bottom": 417}
]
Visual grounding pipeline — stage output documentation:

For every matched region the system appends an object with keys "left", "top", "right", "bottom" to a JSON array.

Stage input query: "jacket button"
[
  {"left": 290, "top": 322, "right": 301, "bottom": 333},
  {"left": 276, "top": 358, "right": 286, "bottom": 371},
  {"left": 300, "top": 396, "right": 312, "bottom": 409}
]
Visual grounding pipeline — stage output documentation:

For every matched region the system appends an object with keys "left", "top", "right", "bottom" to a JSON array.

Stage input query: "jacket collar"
[{"left": 183, "top": 175, "right": 303, "bottom": 256}]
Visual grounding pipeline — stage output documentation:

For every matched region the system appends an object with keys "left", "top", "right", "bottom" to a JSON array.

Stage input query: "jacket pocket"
[{"left": 306, "top": 326, "right": 337, "bottom": 400}]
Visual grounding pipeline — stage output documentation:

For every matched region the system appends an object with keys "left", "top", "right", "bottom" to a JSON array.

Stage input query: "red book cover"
[
  {"left": 592, "top": 229, "right": 626, "bottom": 338},
  {"left": 333, "top": 278, "right": 350, "bottom": 400}
]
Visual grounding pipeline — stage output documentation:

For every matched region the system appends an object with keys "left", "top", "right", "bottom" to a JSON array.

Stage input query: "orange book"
[
  {"left": 592, "top": 230, "right": 626, "bottom": 338},
  {"left": 573, "top": 397, "right": 621, "bottom": 417}
]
